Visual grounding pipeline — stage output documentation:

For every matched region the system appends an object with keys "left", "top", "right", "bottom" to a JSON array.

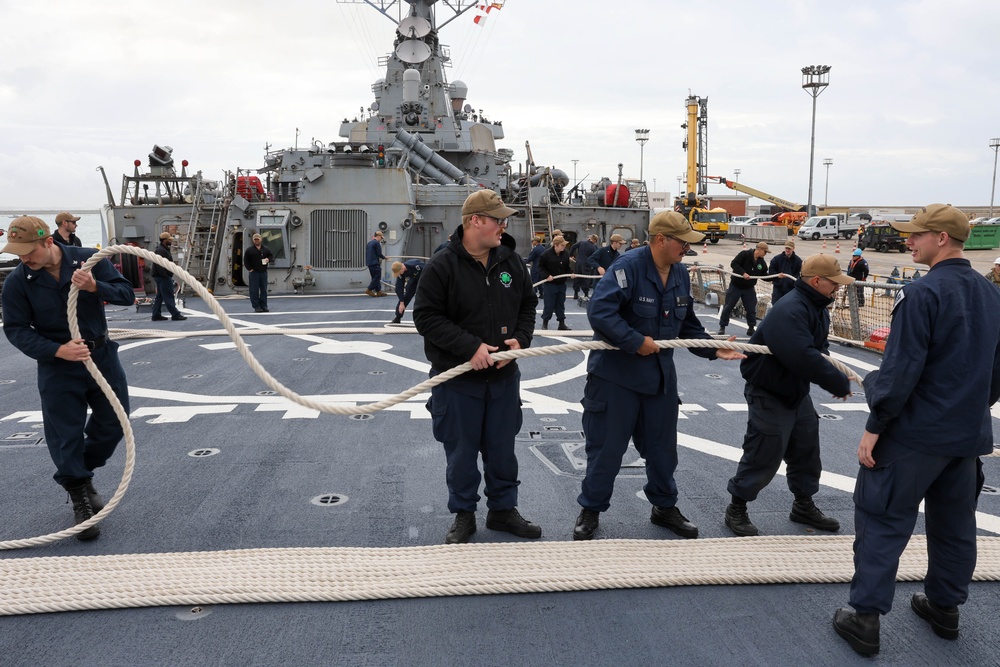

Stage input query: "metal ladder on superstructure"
[
  {"left": 178, "top": 174, "right": 226, "bottom": 296},
  {"left": 624, "top": 179, "right": 649, "bottom": 208}
]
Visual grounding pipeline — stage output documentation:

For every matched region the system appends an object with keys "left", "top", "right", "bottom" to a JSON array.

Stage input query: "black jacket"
[
  {"left": 52, "top": 232, "right": 82, "bottom": 247},
  {"left": 538, "top": 247, "right": 572, "bottom": 285},
  {"left": 152, "top": 241, "right": 174, "bottom": 278},
  {"left": 245, "top": 243, "right": 274, "bottom": 272},
  {"left": 740, "top": 278, "right": 851, "bottom": 406},
  {"left": 730, "top": 249, "right": 769, "bottom": 289},
  {"left": 413, "top": 225, "right": 537, "bottom": 381}
]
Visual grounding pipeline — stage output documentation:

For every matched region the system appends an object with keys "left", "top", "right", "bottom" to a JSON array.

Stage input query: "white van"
[{"left": 797, "top": 215, "right": 855, "bottom": 241}]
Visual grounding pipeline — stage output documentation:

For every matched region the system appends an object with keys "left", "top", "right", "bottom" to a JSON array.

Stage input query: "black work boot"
[
  {"left": 725, "top": 501, "right": 759, "bottom": 537},
  {"left": 573, "top": 508, "right": 600, "bottom": 541},
  {"left": 650, "top": 505, "right": 698, "bottom": 538},
  {"left": 486, "top": 508, "right": 542, "bottom": 539},
  {"left": 911, "top": 592, "right": 959, "bottom": 639},
  {"left": 541, "top": 320, "right": 549, "bottom": 330},
  {"left": 66, "top": 482, "right": 101, "bottom": 541},
  {"left": 716, "top": 326, "right": 725, "bottom": 335},
  {"left": 445, "top": 511, "right": 476, "bottom": 544},
  {"left": 390, "top": 315, "right": 402, "bottom": 324},
  {"left": 557, "top": 321, "right": 570, "bottom": 331},
  {"left": 790, "top": 497, "right": 840, "bottom": 531},
  {"left": 85, "top": 479, "right": 105, "bottom": 513},
  {"left": 833, "top": 608, "right": 880, "bottom": 656}
]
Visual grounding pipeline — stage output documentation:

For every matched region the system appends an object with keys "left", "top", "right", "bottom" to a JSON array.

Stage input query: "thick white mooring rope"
[{"left": 2, "top": 246, "right": 994, "bottom": 616}]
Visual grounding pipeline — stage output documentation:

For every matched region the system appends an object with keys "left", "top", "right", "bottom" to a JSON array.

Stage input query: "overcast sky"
[{"left": 2, "top": 0, "right": 998, "bottom": 211}]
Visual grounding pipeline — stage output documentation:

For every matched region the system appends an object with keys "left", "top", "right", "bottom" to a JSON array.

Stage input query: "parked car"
[
  {"left": 743, "top": 215, "right": 772, "bottom": 226},
  {"left": 797, "top": 215, "right": 855, "bottom": 240},
  {"left": 730, "top": 216, "right": 752, "bottom": 224},
  {"left": 980, "top": 217, "right": 1000, "bottom": 225},
  {"left": 858, "top": 223, "right": 908, "bottom": 253}
]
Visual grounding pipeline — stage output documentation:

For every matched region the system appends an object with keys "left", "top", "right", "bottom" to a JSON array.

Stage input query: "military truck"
[{"left": 858, "top": 223, "right": 908, "bottom": 253}]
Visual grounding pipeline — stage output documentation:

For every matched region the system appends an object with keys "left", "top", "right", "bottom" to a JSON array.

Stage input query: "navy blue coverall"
[
  {"left": 579, "top": 247, "right": 716, "bottom": 512},
  {"left": 850, "top": 258, "right": 1000, "bottom": 615},
  {"left": 2, "top": 246, "right": 135, "bottom": 487},
  {"left": 728, "top": 279, "right": 850, "bottom": 503},
  {"left": 394, "top": 258, "right": 424, "bottom": 316},
  {"left": 767, "top": 250, "right": 802, "bottom": 304},
  {"left": 365, "top": 236, "right": 386, "bottom": 292}
]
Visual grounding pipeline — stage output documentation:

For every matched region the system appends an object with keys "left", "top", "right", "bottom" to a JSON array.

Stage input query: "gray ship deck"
[{"left": 2, "top": 294, "right": 999, "bottom": 666}]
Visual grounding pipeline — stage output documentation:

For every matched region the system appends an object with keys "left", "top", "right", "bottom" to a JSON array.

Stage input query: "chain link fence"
[{"left": 688, "top": 262, "right": 905, "bottom": 352}]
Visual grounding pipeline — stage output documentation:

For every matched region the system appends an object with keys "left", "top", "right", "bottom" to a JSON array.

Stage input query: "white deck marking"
[
  {"left": 1, "top": 411, "right": 44, "bottom": 423},
  {"left": 677, "top": 432, "right": 1000, "bottom": 535},
  {"left": 200, "top": 342, "right": 244, "bottom": 350},
  {"left": 130, "top": 405, "right": 237, "bottom": 423}
]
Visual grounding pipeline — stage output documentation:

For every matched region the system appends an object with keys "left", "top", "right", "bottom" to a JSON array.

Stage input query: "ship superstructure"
[{"left": 102, "top": 0, "right": 649, "bottom": 297}]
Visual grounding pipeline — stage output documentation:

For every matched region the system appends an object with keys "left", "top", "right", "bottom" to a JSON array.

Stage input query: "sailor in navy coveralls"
[
  {"left": 1, "top": 216, "right": 135, "bottom": 540},
  {"left": 834, "top": 204, "right": 1000, "bottom": 656},
  {"left": 573, "top": 211, "right": 745, "bottom": 541}
]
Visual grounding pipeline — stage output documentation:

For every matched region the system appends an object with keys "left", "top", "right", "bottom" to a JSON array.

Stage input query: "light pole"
[
  {"left": 571, "top": 159, "right": 579, "bottom": 185},
  {"left": 733, "top": 168, "right": 741, "bottom": 183},
  {"left": 991, "top": 138, "right": 1000, "bottom": 217},
  {"left": 802, "top": 65, "right": 831, "bottom": 216},
  {"left": 823, "top": 158, "right": 833, "bottom": 208},
  {"left": 635, "top": 129, "right": 650, "bottom": 184}
]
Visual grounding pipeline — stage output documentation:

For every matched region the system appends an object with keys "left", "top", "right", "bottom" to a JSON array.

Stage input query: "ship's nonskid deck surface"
[{"left": 2, "top": 294, "right": 999, "bottom": 666}]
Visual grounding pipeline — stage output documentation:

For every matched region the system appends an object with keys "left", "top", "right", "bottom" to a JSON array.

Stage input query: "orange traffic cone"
[
  {"left": 835, "top": 241, "right": 841, "bottom": 253},
  {"left": 822, "top": 239, "right": 827, "bottom": 250},
  {"left": 742, "top": 238, "right": 747, "bottom": 250},
  {"left": 703, "top": 243, "right": 708, "bottom": 254}
]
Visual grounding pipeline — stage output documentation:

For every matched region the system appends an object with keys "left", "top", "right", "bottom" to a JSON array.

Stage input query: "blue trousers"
[
  {"left": 578, "top": 374, "right": 680, "bottom": 511},
  {"left": 428, "top": 371, "right": 523, "bottom": 513},
  {"left": 249, "top": 270, "right": 268, "bottom": 309},
  {"left": 152, "top": 276, "right": 181, "bottom": 318},
  {"left": 727, "top": 386, "right": 821, "bottom": 502},
  {"left": 367, "top": 265, "right": 381, "bottom": 292},
  {"left": 541, "top": 282, "right": 566, "bottom": 324},
  {"left": 38, "top": 345, "right": 130, "bottom": 487},
  {"left": 720, "top": 285, "right": 758, "bottom": 328},
  {"left": 850, "top": 437, "right": 983, "bottom": 615}
]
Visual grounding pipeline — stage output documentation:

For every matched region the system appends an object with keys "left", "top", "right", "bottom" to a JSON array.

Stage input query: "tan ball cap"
[
  {"left": 801, "top": 254, "right": 854, "bottom": 285},
  {"left": 648, "top": 211, "right": 705, "bottom": 244},
  {"left": 890, "top": 203, "right": 970, "bottom": 242},
  {"left": 462, "top": 190, "right": 517, "bottom": 219},
  {"left": 2, "top": 216, "right": 50, "bottom": 255}
]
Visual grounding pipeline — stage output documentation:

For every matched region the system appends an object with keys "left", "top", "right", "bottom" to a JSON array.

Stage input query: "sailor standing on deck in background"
[
  {"left": 723, "top": 254, "right": 853, "bottom": 538},
  {"left": 538, "top": 235, "right": 571, "bottom": 330},
  {"left": 718, "top": 241, "right": 769, "bottom": 336},
  {"left": 834, "top": 204, "right": 1000, "bottom": 657},
  {"left": 569, "top": 233, "right": 598, "bottom": 300},
  {"left": 588, "top": 233, "right": 624, "bottom": 276},
  {"left": 767, "top": 239, "right": 802, "bottom": 304},
  {"left": 390, "top": 258, "right": 424, "bottom": 323},
  {"left": 365, "top": 231, "right": 387, "bottom": 297},
  {"left": 572, "top": 211, "right": 745, "bottom": 541},
  {"left": 985, "top": 256, "right": 1000, "bottom": 287},
  {"left": 523, "top": 236, "right": 545, "bottom": 298},
  {"left": 1, "top": 216, "right": 135, "bottom": 541},
  {"left": 414, "top": 189, "right": 541, "bottom": 545},
  {"left": 52, "top": 212, "right": 83, "bottom": 247},
  {"left": 150, "top": 232, "right": 187, "bottom": 322},
  {"left": 244, "top": 233, "right": 274, "bottom": 312},
  {"left": 847, "top": 248, "right": 870, "bottom": 306}
]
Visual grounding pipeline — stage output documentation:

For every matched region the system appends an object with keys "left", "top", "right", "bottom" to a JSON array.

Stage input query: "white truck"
[{"left": 797, "top": 215, "right": 856, "bottom": 241}]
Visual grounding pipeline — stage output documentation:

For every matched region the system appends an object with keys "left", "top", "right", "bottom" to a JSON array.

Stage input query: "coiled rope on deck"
[
  {"left": 4, "top": 246, "right": 989, "bottom": 616},
  {"left": 4, "top": 535, "right": 1000, "bottom": 616}
]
